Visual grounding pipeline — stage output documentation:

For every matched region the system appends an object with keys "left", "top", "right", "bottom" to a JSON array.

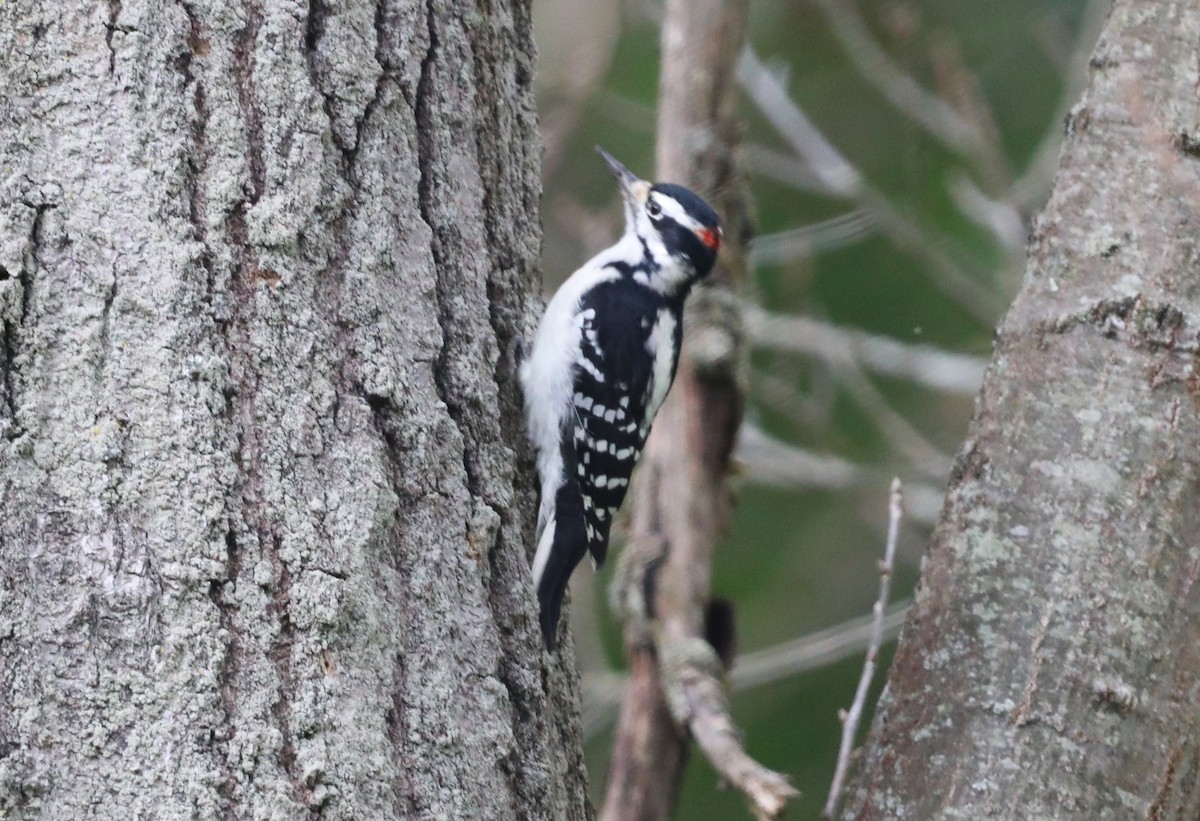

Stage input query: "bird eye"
[{"left": 646, "top": 199, "right": 662, "bottom": 218}]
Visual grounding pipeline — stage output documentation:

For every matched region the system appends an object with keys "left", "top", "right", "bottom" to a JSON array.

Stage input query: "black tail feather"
[
  {"left": 537, "top": 564, "right": 567, "bottom": 651},
  {"left": 537, "top": 480, "right": 588, "bottom": 650}
]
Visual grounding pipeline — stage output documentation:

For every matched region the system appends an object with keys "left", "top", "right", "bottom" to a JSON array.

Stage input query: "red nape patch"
[{"left": 698, "top": 227, "right": 721, "bottom": 251}]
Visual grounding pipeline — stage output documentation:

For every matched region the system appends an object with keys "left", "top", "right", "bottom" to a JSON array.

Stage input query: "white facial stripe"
[{"left": 650, "top": 193, "right": 700, "bottom": 232}]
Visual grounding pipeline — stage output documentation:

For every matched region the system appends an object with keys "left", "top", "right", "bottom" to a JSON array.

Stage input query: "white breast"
[{"left": 521, "top": 259, "right": 620, "bottom": 534}]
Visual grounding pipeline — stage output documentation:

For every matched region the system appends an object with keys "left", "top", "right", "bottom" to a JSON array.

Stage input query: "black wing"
[{"left": 569, "top": 285, "right": 668, "bottom": 566}]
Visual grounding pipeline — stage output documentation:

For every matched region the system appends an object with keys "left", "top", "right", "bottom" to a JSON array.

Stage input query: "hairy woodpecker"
[{"left": 521, "top": 148, "right": 722, "bottom": 649}]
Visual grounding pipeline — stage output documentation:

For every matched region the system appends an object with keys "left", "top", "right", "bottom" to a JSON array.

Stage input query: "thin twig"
[
  {"left": 752, "top": 367, "right": 839, "bottom": 437},
  {"left": 735, "top": 425, "right": 944, "bottom": 526},
  {"left": 946, "top": 172, "right": 1025, "bottom": 254},
  {"left": 581, "top": 601, "right": 912, "bottom": 740},
  {"left": 736, "top": 47, "right": 1006, "bottom": 321},
  {"left": 735, "top": 424, "right": 863, "bottom": 490},
  {"left": 733, "top": 600, "right": 909, "bottom": 692},
  {"left": 745, "top": 306, "right": 987, "bottom": 394},
  {"left": 829, "top": 355, "right": 953, "bottom": 479},
  {"left": 743, "top": 142, "right": 839, "bottom": 195},
  {"left": 736, "top": 48, "right": 862, "bottom": 198},
  {"left": 751, "top": 210, "right": 875, "bottom": 265},
  {"left": 809, "top": 0, "right": 998, "bottom": 172},
  {"left": 822, "top": 478, "right": 904, "bottom": 820}
]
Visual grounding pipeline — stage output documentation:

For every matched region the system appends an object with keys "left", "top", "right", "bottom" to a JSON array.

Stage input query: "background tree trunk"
[
  {"left": 601, "top": 0, "right": 795, "bottom": 818},
  {"left": 0, "top": 1, "right": 590, "bottom": 818},
  {"left": 847, "top": 1, "right": 1200, "bottom": 817}
]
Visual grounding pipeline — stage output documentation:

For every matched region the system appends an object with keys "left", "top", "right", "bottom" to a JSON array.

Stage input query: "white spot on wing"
[{"left": 579, "top": 355, "right": 605, "bottom": 383}]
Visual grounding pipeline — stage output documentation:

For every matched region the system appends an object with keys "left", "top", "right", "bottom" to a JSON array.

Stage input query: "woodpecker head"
[{"left": 597, "top": 147, "right": 723, "bottom": 295}]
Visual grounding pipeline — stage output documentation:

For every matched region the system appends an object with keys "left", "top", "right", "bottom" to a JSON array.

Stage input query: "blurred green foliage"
[{"left": 534, "top": 0, "right": 1096, "bottom": 816}]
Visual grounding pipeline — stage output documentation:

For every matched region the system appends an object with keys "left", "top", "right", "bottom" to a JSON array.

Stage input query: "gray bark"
[
  {"left": 0, "top": 1, "right": 590, "bottom": 819},
  {"left": 847, "top": 1, "right": 1200, "bottom": 818}
]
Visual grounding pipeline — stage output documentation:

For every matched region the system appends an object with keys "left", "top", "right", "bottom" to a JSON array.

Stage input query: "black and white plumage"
[{"left": 521, "top": 148, "right": 722, "bottom": 649}]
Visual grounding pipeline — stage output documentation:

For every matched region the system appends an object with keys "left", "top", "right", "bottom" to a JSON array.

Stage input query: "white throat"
[{"left": 599, "top": 226, "right": 690, "bottom": 296}]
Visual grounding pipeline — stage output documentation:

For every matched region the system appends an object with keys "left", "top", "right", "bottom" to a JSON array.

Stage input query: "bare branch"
[
  {"left": 855, "top": 188, "right": 1005, "bottom": 321},
  {"left": 684, "top": 670, "right": 800, "bottom": 820},
  {"left": 736, "top": 46, "right": 1006, "bottom": 321},
  {"left": 809, "top": 0, "right": 995, "bottom": 167},
  {"left": 752, "top": 368, "right": 839, "bottom": 436},
  {"left": 733, "top": 600, "right": 910, "bottom": 692},
  {"left": 751, "top": 210, "right": 875, "bottom": 265},
  {"left": 745, "top": 306, "right": 987, "bottom": 394},
  {"left": 744, "top": 142, "right": 841, "bottom": 195},
  {"left": 831, "top": 355, "right": 955, "bottom": 479},
  {"left": 946, "top": 172, "right": 1026, "bottom": 254},
  {"left": 736, "top": 48, "right": 862, "bottom": 197},
  {"left": 735, "top": 425, "right": 943, "bottom": 526},
  {"left": 583, "top": 601, "right": 911, "bottom": 741},
  {"left": 822, "top": 479, "right": 904, "bottom": 820},
  {"left": 736, "top": 424, "right": 864, "bottom": 490}
]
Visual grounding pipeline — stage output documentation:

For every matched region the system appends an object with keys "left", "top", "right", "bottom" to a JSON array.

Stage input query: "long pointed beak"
[{"left": 596, "top": 146, "right": 648, "bottom": 206}]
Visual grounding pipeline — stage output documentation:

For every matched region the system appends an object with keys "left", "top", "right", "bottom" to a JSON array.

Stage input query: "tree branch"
[
  {"left": 745, "top": 306, "right": 987, "bottom": 394},
  {"left": 600, "top": 0, "right": 797, "bottom": 818},
  {"left": 583, "top": 600, "right": 911, "bottom": 740},
  {"left": 736, "top": 47, "right": 1006, "bottom": 321},
  {"left": 808, "top": 0, "right": 1002, "bottom": 180},
  {"left": 822, "top": 479, "right": 903, "bottom": 820}
]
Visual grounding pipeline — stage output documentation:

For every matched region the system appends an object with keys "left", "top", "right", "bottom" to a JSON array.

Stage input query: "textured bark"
[
  {"left": 0, "top": 1, "right": 590, "bottom": 819},
  {"left": 847, "top": 1, "right": 1200, "bottom": 818}
]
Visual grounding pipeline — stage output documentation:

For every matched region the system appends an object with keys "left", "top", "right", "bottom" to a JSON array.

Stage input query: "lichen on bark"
[
  {"left": 0, "top": 1, "right": 589, "bottom": 818},
  {"left": 846, "top": 2, "right": 1200, "bottom": 818}
]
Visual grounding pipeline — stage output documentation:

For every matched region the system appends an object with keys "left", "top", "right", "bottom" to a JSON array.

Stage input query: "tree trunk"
[
  {"left": 601, "top": 1, "right": 795, "bottom": 818},
  {"left": 0, "top": 1, "right": 589, "bottom": 818},
  {"left": 846, "top": 1, "right": 1200, "bottom": 817}
]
